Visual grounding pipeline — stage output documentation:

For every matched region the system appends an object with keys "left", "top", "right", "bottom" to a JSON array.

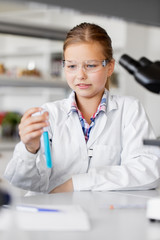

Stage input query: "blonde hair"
[{"left": 63, "top": 22, "right": 113, "bottom": 89}]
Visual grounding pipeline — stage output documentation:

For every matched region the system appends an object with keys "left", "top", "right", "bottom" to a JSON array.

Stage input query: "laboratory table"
[{"left": 1, "top": 190, "right": 160, "bottom": 240}]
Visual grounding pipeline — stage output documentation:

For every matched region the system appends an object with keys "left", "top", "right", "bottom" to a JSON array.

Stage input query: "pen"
[
  {"left": 16, "top": 205, "right": 61, "bottom": 212},
  {"left": 43, "top": 127, "right": 52, "bottom": 168},
  {"left": 109, "top": 203, "right": 146, "bottom": 209}
]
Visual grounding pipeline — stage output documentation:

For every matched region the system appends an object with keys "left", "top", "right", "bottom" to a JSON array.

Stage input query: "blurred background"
[{"left": 0, "top": 0, "right": 160, "bottom": 178}]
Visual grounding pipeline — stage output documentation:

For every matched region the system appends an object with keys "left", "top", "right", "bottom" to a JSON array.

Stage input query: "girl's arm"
[
  {"left": 4, "top": 107, "right": 51, "bottom": 193},
  {"left": 4, "top": 140, "right": 52, "bottom": 193},
  {"left": 49, "top": 179, "right": 73, "bottom": 193}
]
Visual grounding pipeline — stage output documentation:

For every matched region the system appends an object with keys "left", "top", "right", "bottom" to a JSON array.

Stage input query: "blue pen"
[
  {"left": 16, "top": 205, "right": 60, "bottom": 212},
  {"left": 43, "top": 126, "right": 52, "bottom": 168}
]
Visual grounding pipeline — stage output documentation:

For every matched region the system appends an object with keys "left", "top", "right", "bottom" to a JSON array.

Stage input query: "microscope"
[
  {"left": 119, "top": 54, "right": 160, "bottom": 93},
  {"left": 119, "top": 54, "right": 160, "bottom": 147},
  {"left": 119, "top": 54, "right": 160, "bottom": 221}
]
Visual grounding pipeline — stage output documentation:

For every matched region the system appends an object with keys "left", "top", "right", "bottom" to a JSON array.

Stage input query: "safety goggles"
[{"left": 62, "top": 59, "right": 109, "bottom": 73}]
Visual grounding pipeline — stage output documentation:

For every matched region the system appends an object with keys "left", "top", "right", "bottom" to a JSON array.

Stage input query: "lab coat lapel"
[
  {"left": 87, "top": 114, "right": 107, "bottom": 148},
  {"left": 65, "top": 92, "right": 87, "bottom": 150},
  {"left": 66, "top": 112, "right": 87, "bottom": 150},
  {"left": 87, "top": 92, "right": 118, "bottom": 148}
]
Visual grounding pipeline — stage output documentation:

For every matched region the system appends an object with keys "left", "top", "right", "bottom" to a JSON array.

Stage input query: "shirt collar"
[{"left": 68, "top": 90, "right": 107, "bottom": 116}]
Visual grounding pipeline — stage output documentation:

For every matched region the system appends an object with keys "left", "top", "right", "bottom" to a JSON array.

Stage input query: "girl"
[{"left": 4, "top": 23, "right": 160, "bottom": 193}]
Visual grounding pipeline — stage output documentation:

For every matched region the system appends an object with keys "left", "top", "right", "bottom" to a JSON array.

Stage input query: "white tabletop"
[{"left": 1, "top": 190, "right": 160, "bottom": 240}]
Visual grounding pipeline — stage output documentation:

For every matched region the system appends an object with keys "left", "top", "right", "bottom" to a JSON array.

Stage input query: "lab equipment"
[
  {"left": 119, "top": 54, "right": 160, "bottom": 221},
  {"left": 119, "top": 54, "right": 160, "bottom": 148},
  {"left": 43, "top": 126, "right": 52, "bottom": 168},
  {"left": 146, "top": 197, "right": 160, "bottom": 221},
  {"left": 32, "top": 109, "right": 52, "bottom": 168},
  {"left": 119, "top": 54, "right": 160, "bottom": 93}
]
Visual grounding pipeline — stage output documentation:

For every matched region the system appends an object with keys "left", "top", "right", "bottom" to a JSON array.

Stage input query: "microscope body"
[{"left": 119, "top": 54, "right": 160, "bottom": 93}]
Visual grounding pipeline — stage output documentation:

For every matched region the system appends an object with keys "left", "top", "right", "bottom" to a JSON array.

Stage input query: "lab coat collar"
[
  {"left": 106, "top": 89, "right": 118, "bottom": 114},
  {"left": 66, "top": 89, "right": 118, "bottom": 116},
  {"left": 67, "top": 91, "right": 76, "bottom": 116}
]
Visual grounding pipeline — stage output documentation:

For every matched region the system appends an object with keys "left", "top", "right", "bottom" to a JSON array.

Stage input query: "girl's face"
[{"left": 64, "top": 42, "right": 114, "bottom": 101}]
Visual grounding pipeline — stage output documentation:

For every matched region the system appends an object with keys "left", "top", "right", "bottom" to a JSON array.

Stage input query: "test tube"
[{"left": 43, "top": 125, "right": 52, "bottom": 168}]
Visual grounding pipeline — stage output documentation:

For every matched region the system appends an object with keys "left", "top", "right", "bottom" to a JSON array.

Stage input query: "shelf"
[
  {"left": 0, "top": 75, "right": 69, "bottom": 89},
  {"left": 0, "top": 20, "right": 67, "bottom": 40}
]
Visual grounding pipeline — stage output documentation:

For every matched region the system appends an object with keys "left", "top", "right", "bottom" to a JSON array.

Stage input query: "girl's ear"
[{"left": 107, "top": 59, "right": 115, "bottom": 77}]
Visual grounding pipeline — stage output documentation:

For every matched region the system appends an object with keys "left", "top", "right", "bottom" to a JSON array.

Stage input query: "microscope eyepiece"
[
  {"left": 119, "top": 54, "right": 140, "bottom": 75},
  {"left": 119, "top": 54, "right": 160, "bottom": 94}
]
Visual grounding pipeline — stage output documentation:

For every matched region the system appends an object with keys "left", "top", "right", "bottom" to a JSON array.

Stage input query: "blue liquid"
[{"left": 43, "top": 131, "right": 52, "bottom": 168}]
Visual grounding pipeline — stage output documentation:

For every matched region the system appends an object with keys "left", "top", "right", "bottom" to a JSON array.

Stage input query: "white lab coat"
[{"left": 4, "top": 90, "right": 160, "bottom": 193}]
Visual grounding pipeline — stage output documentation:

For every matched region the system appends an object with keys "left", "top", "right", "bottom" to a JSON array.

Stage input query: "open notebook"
[{"left": 0, "top": 204, "right": 90, "bottom": 231}]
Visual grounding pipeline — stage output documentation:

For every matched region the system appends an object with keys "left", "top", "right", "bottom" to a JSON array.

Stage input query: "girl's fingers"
[
  {"left": 19, "top": 121, "right": 49, "bottom": 137},
  {"left": 21, "top": 107, "right": 43, "bottom": 122},
  {"left": 20, "top": 110, "right": 49, "bottom": 129},
  {"left": 22, "top": 129, "right": 43, "bottom": 144},
  {"left": 18, "top": 107, "right": 50, "bottom": 144}
]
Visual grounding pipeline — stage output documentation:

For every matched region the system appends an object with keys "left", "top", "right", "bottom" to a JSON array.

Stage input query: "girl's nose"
[{"left": 76, "top": 65, "right": 87, "bottom": 79}]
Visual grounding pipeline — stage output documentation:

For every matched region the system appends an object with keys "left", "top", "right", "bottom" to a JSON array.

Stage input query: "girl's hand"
[
  {"left": 49, "top": 179, "right": 73, "bottom": 194},
  {"left": 19, "top": 107, "right": 49, "bottom": 154}
]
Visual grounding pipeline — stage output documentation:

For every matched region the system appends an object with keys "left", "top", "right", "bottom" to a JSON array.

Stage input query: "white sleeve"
[
  {"left": 72, "top": 99, "right": 160, "bottom": 191},
  {"left": 4, "top": 141, "right": 51, "bottom": 193}
]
